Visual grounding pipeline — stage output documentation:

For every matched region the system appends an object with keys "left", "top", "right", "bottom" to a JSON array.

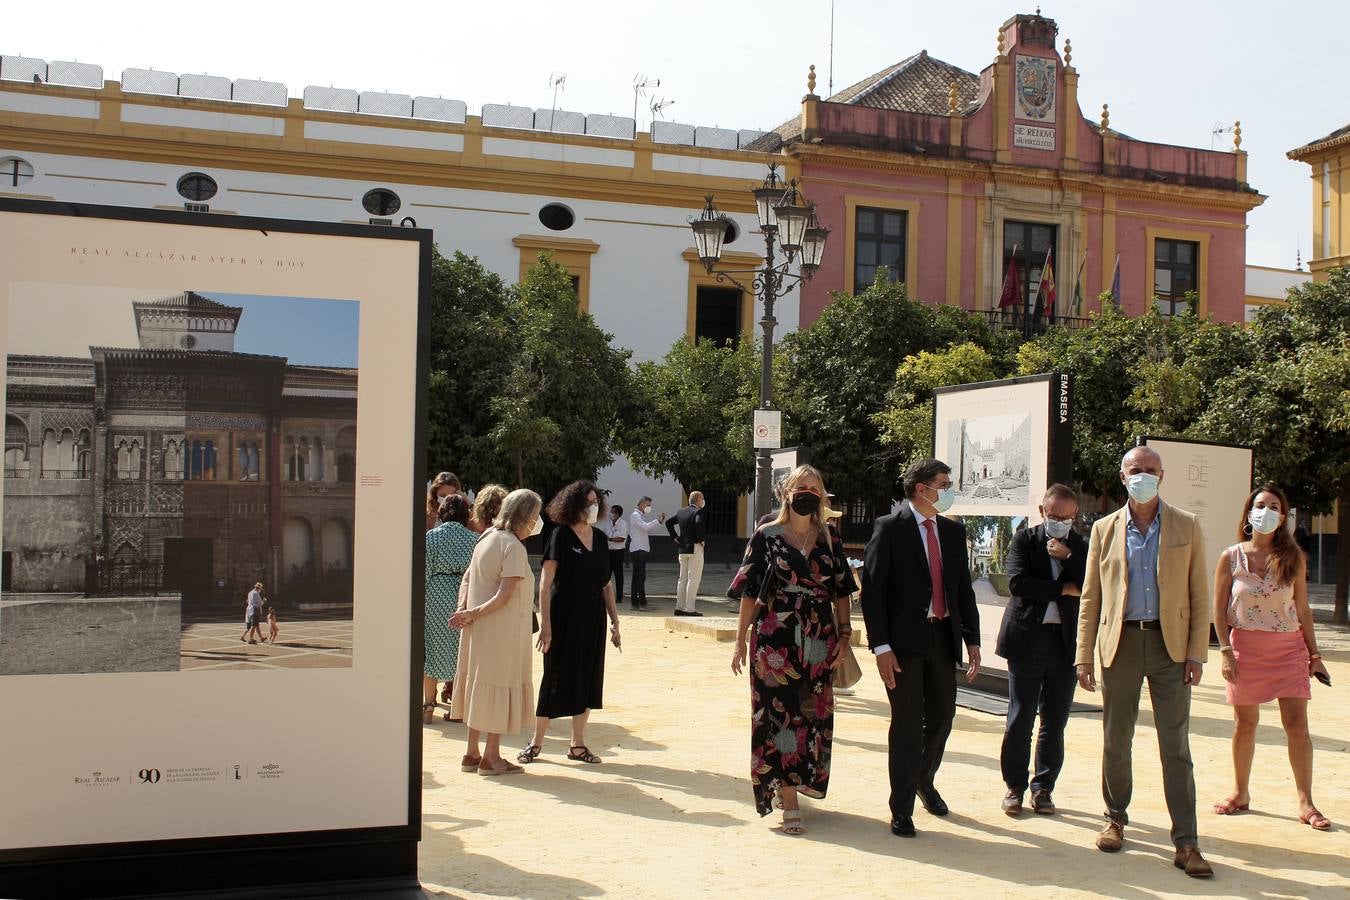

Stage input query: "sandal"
[
  {"left": 477, "top": 759, "right": 524, "bottom": 777},
  {"left": 440, "top": 682, "right": 453, "bottom": 704},
  {"left": 442, "top": 710, "right": 463, "bottom": 722},
  {"left": 1212, "top": 797, "right": 1250, "bottom": 815},
  {"left": 567, "top": 745, "right": 602, "bottom": 764},
  {"left": 1300, "top": 809, "right": 1332, "bottom": 831},
  {"left": 781, "top": 809, "right": 805, "bottom": 835},
  {"left": 516, "top": 743, "right": 542, "bottom": 765},
  {"left": 460, "top": 753, "right": 482, "bottom": 773},
  {"left": 421, "top": 703, "right": 436, "bottom": 724}
]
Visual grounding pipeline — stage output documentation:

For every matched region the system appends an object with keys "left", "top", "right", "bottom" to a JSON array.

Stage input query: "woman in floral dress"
[
  {"left": 730, "top": 465, "right": 857, "bottom": 834},
  {"left": 423, "top": 493, "right": 476, "bottom": 723}
]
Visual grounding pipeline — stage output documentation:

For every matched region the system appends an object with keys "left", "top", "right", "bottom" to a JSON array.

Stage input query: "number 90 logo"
[{"left": 138, "top": 768, "right": 161, "bottom": 784}]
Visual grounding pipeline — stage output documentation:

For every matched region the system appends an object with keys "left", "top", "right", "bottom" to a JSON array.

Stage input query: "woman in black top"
[{"left": 518, "top": 479, "right": 620, "bottom": 765}]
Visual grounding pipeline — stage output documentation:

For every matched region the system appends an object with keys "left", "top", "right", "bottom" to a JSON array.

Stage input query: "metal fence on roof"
[
  {"left": 303, "top": 85, "right": 359, "bottom": 113},
  {"left": 651, "top": 121, "right": 695, "bottom": 146},
  {"left": 481, "top": 103, "right": 535, "bottom": 129},
  {"left": 43, "top": 60, "right": 103, "bottom": 88},
  {"left": 231, "top": 78, "right": 288, "bottom": 106},
  {"left": 695, "top": 126, "right": 738, "bottom": 150},
  {"left": 413, "top": 97, "right": 467, "bottom": 124},
  {"left": 178, "top": 73, "right": 232, "bottom": 102},
  {"left": 585, "top": 114, "right": 635, "bottom": 140},
  {"left": 359, "top": 91, "right": 413, "bottom": 118},
  {"left": 0, "top": 55, "right": 46, "bottom": 83},
  {"left": 533, "top": 108, "right": 585, "bottom": 134}
]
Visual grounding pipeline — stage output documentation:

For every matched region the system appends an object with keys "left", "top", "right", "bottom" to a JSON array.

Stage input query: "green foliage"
[
  {"left": 775, "top": 277, "right": 1005, "bottom": 504},
  {"left": 875, "top": 342, "right": 998, "bottom": 475},
  {"left": 424, "top": 250, "right": 631, "bottom": 493},
  {"left": 619, "top": 337, "right": 758, "bottom": 493}
]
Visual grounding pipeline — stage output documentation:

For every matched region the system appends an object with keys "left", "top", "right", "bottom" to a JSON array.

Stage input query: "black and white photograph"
[
  {"left": 947, "top": 412, "right": 1033, "bottom": 507},
  {"left": 2, "top": 285, "right": 359, "bottom": 674}
]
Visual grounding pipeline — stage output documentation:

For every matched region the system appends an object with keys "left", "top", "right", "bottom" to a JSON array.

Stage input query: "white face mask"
[
  {"left": 1248, "top": 507, "right": 1282, "bottom": 535},
  {"left": 925, "top": 483, "right": 956, "bottom": 513},
  {"left": 585, "top": 504, "right": 599, "bottom": 525},
  {"left": 1125, "top": 472, "right": 1160, "bottom": 504},
  {"left": 528, "top": 515, "right": 543, "bottom": 537},
  {"left": 1044, "top": 518, "right": 1073, "bottom": 540}
]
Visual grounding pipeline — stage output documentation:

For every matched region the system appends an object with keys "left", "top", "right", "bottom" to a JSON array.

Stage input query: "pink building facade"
[{"left": 773, "top": 12, "right": 1262, "bottom": 326}]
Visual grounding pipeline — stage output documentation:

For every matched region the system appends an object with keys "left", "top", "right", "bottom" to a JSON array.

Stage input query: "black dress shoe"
[
  {"left": 890, "top": 815, "right": 916, "bottom": 837},
  {"left": 672, "top": 610, "right": 688, "bottom": 616},
  {"left": 917, "top": 786, "right": 949, "bottom": 816}
]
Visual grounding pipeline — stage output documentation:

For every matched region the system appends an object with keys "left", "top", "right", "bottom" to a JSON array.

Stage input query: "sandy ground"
[
  {"left": 179, "top": 610, "right": 352, "bottom": 670},
  {"left": 0, "top": 594, "right": 180, "bottom": 674},
  {"left": 416, "top": 586, "right": 1350, "bottom": 900}
]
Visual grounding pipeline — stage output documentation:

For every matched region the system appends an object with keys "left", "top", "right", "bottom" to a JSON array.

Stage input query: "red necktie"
[{"left": 923, "top": 519, "right": 947, "bottom": 619}]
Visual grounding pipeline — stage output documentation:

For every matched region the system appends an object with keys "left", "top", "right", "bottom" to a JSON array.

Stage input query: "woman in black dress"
[{"left": 518, "top": 479, "right": 620, "bottom": 765}]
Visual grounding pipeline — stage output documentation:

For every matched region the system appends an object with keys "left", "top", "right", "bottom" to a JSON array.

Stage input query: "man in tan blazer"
[{"left": 1076, "top": 446, "right": 1213, "bottom": 878}]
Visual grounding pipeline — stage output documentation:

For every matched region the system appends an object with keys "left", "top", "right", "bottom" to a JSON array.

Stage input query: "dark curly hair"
[
  {"left": 437, "top": 493, "right": 471, "bottom": 526},
  {"left": 546, "top": 479, "right": 606, "bottom": 527}
]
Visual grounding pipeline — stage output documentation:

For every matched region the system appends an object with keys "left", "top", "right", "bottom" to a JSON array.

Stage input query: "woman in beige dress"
[{"left": 449, "top": 488, "right": 542, "bottom": 776}]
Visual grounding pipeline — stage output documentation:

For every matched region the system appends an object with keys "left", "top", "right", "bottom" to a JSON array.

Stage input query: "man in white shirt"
[
  {"left": 605, "top": 504, "right": 630, "bottom": 607},
  {"left": 628, "top": 497, "right": 666, "bottom": 610}
]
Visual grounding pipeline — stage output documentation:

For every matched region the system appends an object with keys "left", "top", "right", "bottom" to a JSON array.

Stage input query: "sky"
[
  {"left": 10, "top": 0, "right": 1348, "bottom": 268},
  {"left": 7, "top": 284, "right": 359, "bottom": 367}
]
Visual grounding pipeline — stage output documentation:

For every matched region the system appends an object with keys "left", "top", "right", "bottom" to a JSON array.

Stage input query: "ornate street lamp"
[{"left": 688, "top": 163, "right": 829, "bottom": 522}]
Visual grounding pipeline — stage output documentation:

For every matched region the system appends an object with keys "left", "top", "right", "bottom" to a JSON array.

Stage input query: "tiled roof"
[
  {"left": 136, "top": 291, "right": 242, "bottom": 314},
  {"left": 1289, "top": 123, "right": 1350, "bottom": 159},
  {"left": 765, "top": 50, "right": 981, "bottom": 145}
]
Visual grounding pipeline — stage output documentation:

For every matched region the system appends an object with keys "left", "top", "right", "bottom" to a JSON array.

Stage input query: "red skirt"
[{"left": 1226, "top": 628, "right": 1311, "bottom": 706}]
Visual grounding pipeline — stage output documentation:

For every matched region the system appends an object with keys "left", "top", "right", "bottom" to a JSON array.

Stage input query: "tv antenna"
[
  {"left": 828, "top": 0, "right": 835, "bottom": 96},
  {"left": 650, "top": 96, "right": 675, "bottom": 121},
  {"left": 545, "top": 72, "right": 566, "bottom": 129},
  {"left": 1210, "top": 120, "right": 1234, "bottom": 150},
  {"left": 633, "top": 74, "right": 660, "bottom": 129}
]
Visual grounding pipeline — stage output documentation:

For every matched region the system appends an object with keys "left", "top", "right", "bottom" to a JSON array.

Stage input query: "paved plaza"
[
  {"left": 417, "top": 580, "right": 1350, "bottom": 899},
  {"left": 179, "top": 610, "right": 353, "bottom": 670},
  {"left": 0, "top": 594, "right": 180, "bottom": 675}
]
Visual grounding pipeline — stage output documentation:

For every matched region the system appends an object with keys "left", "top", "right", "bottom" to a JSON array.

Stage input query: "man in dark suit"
[
  {"left": 667, "top": 491, "right": 707, "bottom": 617},
  {"left": 995, "top": 483, "right": 1087, "bottom": 817},
  {"left": 861, "top": 458, "right": 981, "bottom": 838}
]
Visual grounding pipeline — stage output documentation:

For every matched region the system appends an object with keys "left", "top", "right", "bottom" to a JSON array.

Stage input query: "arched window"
[
  {"left": 128, "top": 440, "right": 142, "bottom": 479},
  {"left": 5, "top": 415, "right": 27, "bottom": 475},
  {"left": 0, "top": 157, "right": 35, "bottom": 188},
  {"left": 203, "top": 440, "right": 216, "bottom": 481},
  {"left": 116, "top": 439, "right": 132, "bottom": 480},
  {"left": 41, "top": 429, "right": 59, "bottom": 476},
  {"left": 308, "top": 437, "right": 325, "bottom": 482},
  {"left": 337, "top": 453, "right": 356, "bottom": 484},
  {"left": 164, "top": 439, "right": 183, "bottom": 480},
  {"left": 361, "top": 188, "right": 401, "bottom": 216},
  {"left": 190, "top": 439, "right": 203, "bottom": 480}
]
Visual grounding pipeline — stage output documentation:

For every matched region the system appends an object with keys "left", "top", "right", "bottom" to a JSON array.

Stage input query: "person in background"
[
  {"left": 241, "top": 581, "right": 265, "bottom": 644},
  {"left": 470, "top": 484, "right": 509, "bottom": 536},
  {"left": 449, "top": 488, "right": 543, "bottom": 776},
  {"left": 426, "top": 471, "right": 462, "bottom": 532},
  {"left": 605, "top": 504, "right": 629, "bottom": 607},
  {"left": 996, "top": 484, "right": 1087, "bottom": 817},
  {"left": 628, "top": 497, "right": 665, "bottom": 610},
  {"left": 1076, "top": 446, "right": 1213, "bottom": 878},
  {"left": 861, "top": 458, "right": 981, "bottom": 839},
  {"left": 1212, "top": 486, "right": 1331, "bottom": 831},
  {"left": 668, "top": 491, "right": 708, "bottom": 617},
  {"left": 266, "top": 603, "right": 279, "bottom": 645},
  {"left": 519, "top": 480, "right": 620, "bottom": 766},
  {"left": 424, "top": 493, "right": 475, "bottom": 724},
  {"left": 730, "top": 465, "right": 856, "bottom": 835}
]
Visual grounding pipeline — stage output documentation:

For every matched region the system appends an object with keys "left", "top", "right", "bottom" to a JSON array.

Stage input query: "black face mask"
[{"left": 790, "top": 492, "right": 821, "bottom": 516}]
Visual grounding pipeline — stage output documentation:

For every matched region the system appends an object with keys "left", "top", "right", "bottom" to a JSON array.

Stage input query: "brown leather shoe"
[
  {"left": 1173, "top": 845, "right": 1213, "bottom": 878},
  {"left": 1032, "top": 789, "right": 1056, "bottom": 815},
  {"left": 1002, "top": 790, "right": 1024, "bottom": 816},
  {"left": 1096, "top": 821, "right": 1124, "bottom": 852}
]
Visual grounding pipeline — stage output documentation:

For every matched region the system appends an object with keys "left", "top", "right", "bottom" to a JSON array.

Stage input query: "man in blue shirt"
[{"left": 1076, "top": 446, "right": 1213, "bottom": 878}]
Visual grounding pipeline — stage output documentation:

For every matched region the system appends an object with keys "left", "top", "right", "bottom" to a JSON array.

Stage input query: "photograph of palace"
[
  {"left": 1, "top": 288, "right": 358, "bottom": 673},
  {"left": 949, "top": 413, "right": 1033, "bottom": 508}
]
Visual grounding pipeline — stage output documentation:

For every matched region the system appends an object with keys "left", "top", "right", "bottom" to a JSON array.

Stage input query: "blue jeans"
[{"left": 1000, "top": 626, "right": 1076, "bottom": 793}]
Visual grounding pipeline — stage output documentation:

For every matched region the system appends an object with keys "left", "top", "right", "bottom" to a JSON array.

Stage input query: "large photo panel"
[
  {"left": 933, "top": 374, "right": 1072, "bottom": 674},
  {"left": 1143, "top": 436, "right": 1254, "bottom": 580},
  {"left": 0, "top": 202, "right": 426, "bottom": 858}
]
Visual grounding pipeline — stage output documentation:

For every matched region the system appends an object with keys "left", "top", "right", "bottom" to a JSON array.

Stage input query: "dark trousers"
[
  {"left": 630, "top": 550, "right": 648, "bottom": 604},
  {"left": 608, "top": 548, "right": 625, "bottom": 603},
  {"left": 1000, "top": 626, "right": 1076, "bottom": 793},
  {"left": 884, "top": 620, "right": 957, "bottom": 819}
]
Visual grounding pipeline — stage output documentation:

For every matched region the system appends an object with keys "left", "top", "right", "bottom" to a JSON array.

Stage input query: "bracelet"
[
  {"left": 1219, "top": 646, "right": 1233, "bottom": 653},
  {"left": 1309, "top": 652, "right": 1322, "bottom": 660}
]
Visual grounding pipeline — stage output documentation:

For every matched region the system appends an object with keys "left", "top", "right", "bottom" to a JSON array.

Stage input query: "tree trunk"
[
  {"left": 515, "top": 451, "right": 524, "bottom": 490},
  {"left": 1336, "top": 478, "right": 1349, "bottom": 626}
]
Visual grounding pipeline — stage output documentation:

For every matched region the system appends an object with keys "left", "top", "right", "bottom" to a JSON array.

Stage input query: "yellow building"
[{"left": 1289, "top": 123, "right": 1350, "bottom": 279}]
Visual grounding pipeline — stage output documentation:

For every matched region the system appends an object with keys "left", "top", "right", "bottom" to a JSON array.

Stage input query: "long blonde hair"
[{"left": 769, "top": 464, "right": 834, "bottom": 546}]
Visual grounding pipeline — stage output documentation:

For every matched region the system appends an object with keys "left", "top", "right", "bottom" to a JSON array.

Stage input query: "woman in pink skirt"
[{"left": 1211, "top": 486, "right": 1331, "bottom": 830}]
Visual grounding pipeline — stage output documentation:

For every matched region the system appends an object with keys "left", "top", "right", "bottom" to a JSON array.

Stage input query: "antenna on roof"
[
  {"left": 1210, "top": 120, "right": 1234, "bottom": 150},
  {"left": 650, "top": 96, "right": 674, "bottom": 121},
  {"left": 633, "top": 74, "right": 660, "bottom": 130},
  {"left": 828, "top": 0, "right": 836, "bottom": 97},
  {"left": 546, "top": 72, "right": 566, "bottom": 131}
]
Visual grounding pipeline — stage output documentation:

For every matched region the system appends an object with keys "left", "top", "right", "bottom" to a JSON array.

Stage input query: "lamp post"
[{"left": 689, "top": 163, "right": 828, "bottom": 522}]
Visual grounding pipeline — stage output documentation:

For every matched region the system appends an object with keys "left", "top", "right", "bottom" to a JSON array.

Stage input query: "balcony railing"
[
  {"left": 39, "top": 469, "right": 89, "bottom": 479},
  {"left": 981, "top": 309, "right": 1091, "bottom": 335}
]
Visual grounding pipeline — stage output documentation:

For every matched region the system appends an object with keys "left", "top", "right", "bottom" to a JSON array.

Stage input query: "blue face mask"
[
  {"left": 1044, "top": 518, "right": 1073, "bottom": 540},
  {"left": 928, "top": 484, "right": 956, "bottom": 513},
  {"left": 1125, "top": 472, "right": 1159, "bottom": 504}
]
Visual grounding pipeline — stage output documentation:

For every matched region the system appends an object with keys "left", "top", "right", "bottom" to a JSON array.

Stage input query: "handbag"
[{"left": 833, "top": 633, "right": 863, "bottom": 689}]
